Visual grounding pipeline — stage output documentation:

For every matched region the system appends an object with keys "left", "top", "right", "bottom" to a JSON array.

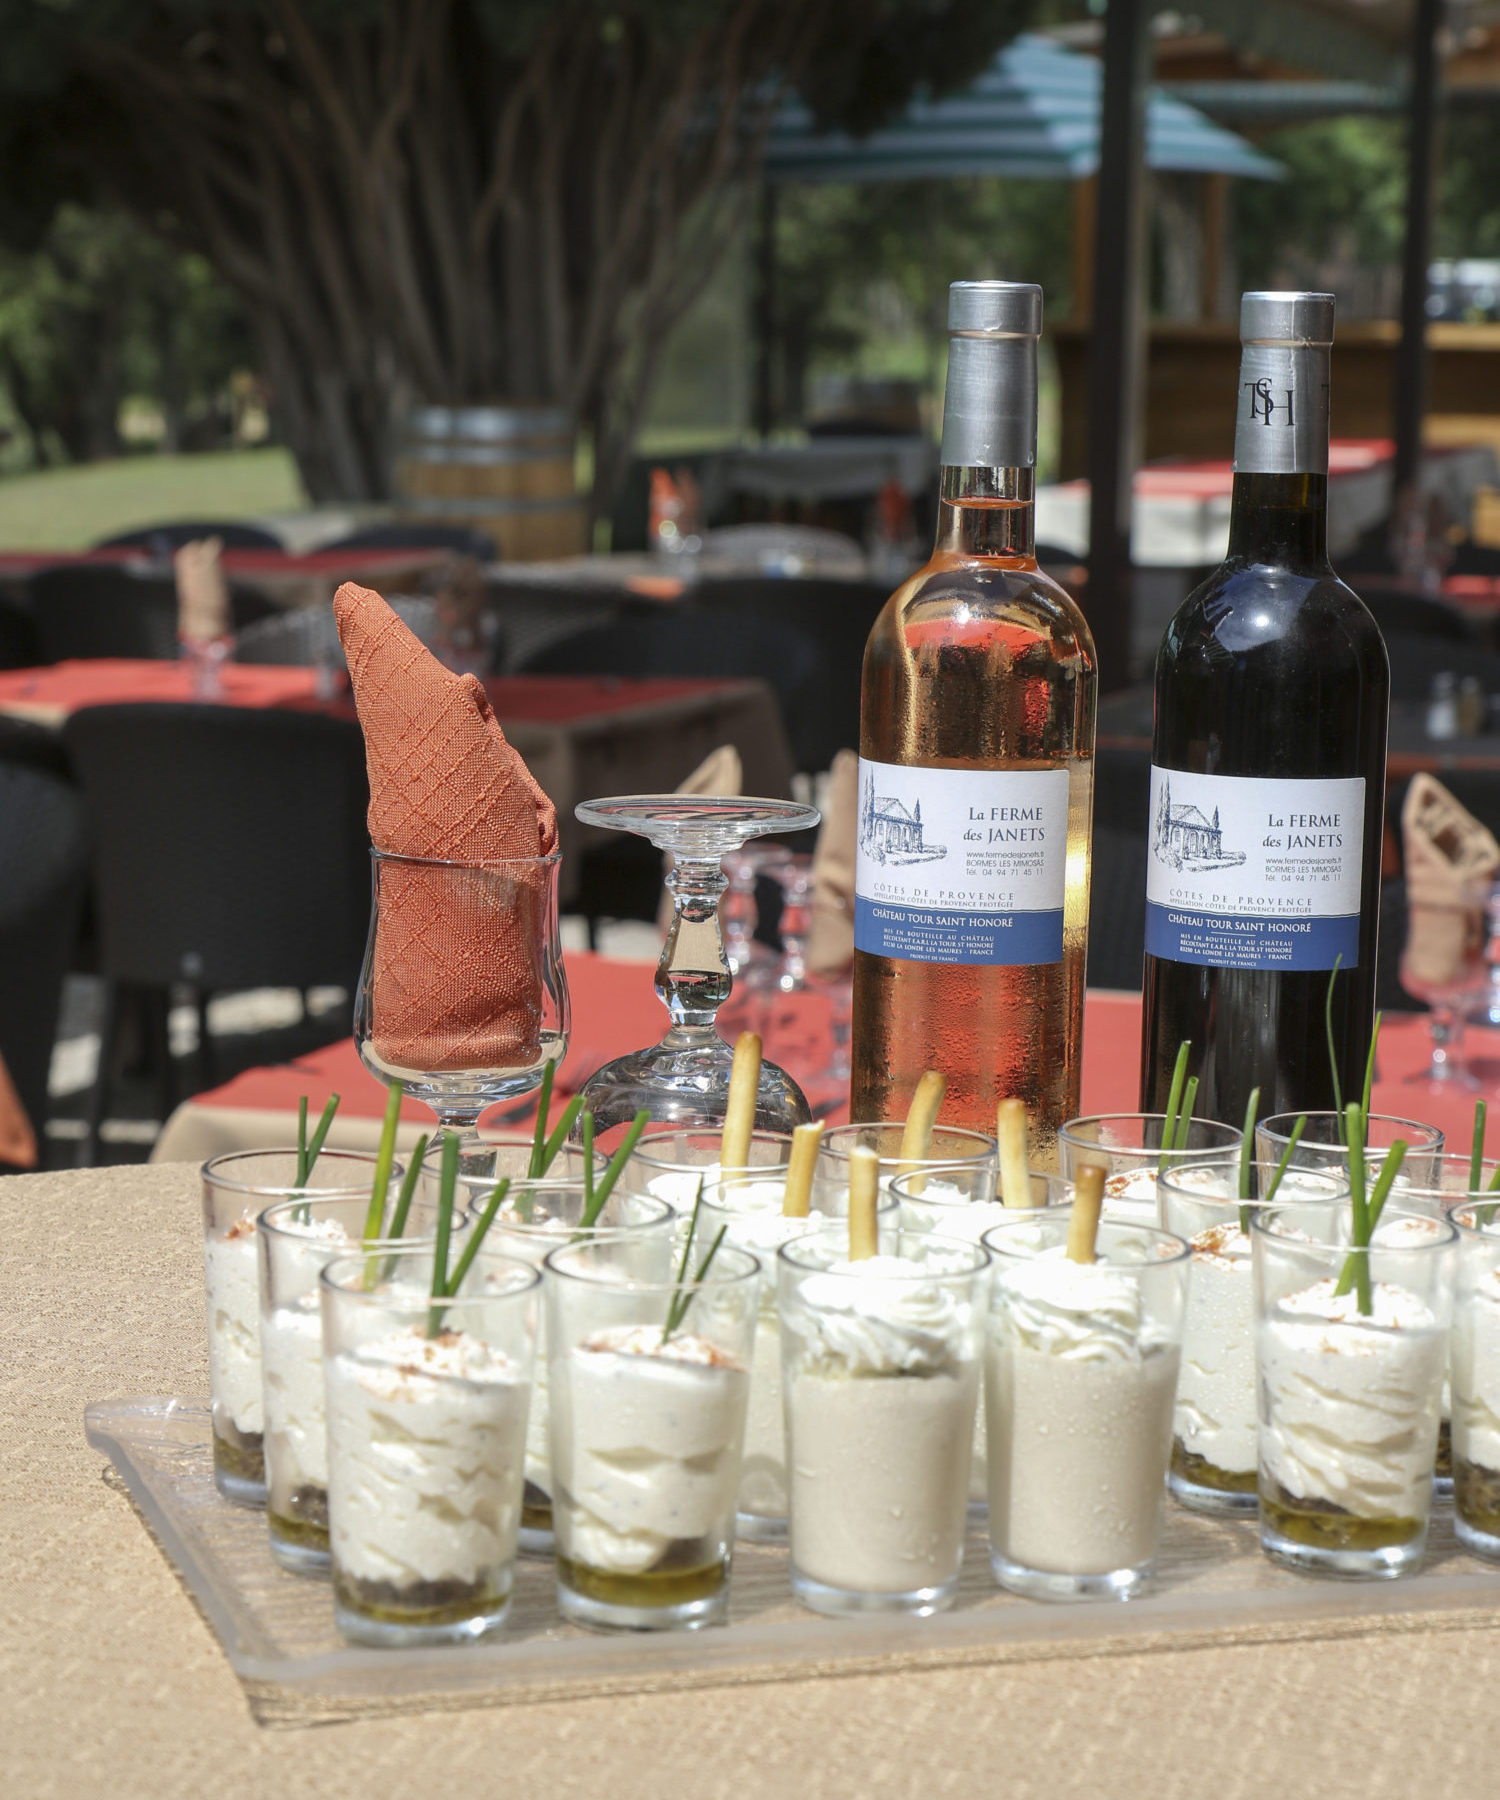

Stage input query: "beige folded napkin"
[
  {"left": 0, "top": 1048, "right": 36, "bottom": 1169},
  {"left": 334, "top": 580, "right": 558, "bottom": 1071},
  {"left": 174, "top": 537, "right": 231, "bottom": 644},
  {"left": 1401, "top": 773, "right": 1500, "bottom": 988},
  {"left": 806, "top": 748, "right": 858, "bottom": 975},
  {"left": 656, "top": 746, "right": 743, "bottom": 935}
]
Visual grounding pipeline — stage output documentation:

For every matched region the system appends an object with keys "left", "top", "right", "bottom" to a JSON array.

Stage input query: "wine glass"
[
  {"left": 354, "top": 848, "right": 569, "bottom": 1130},
  {"left": 1401, "top": 885, "right": 1492, "bottom": 1088},
  {"left": 572, "top": 795, "right": 820, "bottom": 1138}
]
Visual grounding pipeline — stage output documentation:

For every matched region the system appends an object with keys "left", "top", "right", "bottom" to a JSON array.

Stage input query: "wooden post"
[
  {"left": 1085, "top": 0, "right": 1150, "bottom": 692},
  {"left": 1072, "top": 175, "right": 1097, "bottom": 325},
  {"left": 1201, "top": 174, "right": 1228, "bottom": 322},
  {"left": 1393, "top": 0, "right": 1443, "bottom": 501},
  {"left": 754, "top": 182, "right": 778, "bottom": 442}
]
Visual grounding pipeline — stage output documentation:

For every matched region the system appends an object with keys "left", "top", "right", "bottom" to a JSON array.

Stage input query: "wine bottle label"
[
  {"left": 853, "top": 758, "right": 1069, "bottom": 966},
  {"left": 1145, "top": 767, "right": 1365, "bottom": 971},
  {"left": 1232, "top": 345, "right": 1330, "bottom": 476}
]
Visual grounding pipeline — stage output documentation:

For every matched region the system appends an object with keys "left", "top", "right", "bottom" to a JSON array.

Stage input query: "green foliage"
[
  {"left": 1436, "top": 104, "right": 1500, "bottom": 261},
  {"left": 768, "top": 175, "right": 1071, "bottom": 423},
  {"left": 0, "top": 204, "right": 253, "bottom": 468},
  {"left": 1235, "top": 116, "right": 1408, "bottom": 285}
]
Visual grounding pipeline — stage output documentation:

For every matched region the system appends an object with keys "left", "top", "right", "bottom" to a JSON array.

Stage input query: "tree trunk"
[{"left": 71, "top": 1, "right": 830, "bottom": 510}]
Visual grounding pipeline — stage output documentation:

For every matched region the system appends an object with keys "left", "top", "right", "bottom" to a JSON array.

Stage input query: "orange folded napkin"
[
  {"left": 657, "top": 745, "right": 743, "bottom": 935},
  {"left": 807, "top": 748, "right": 857, "bottom": 975},
  {"left": 335, "top": 581, "right": 558, "bottom": 1072},
  {"left": 174, "top": 537, "right": 231, "bottom": 644},
  {"left": 1401, "top": 773, "right": 1500, "bottom": 989},
  {"left": 0, "top": 1048, "right": 36, "bottom": 1169}
]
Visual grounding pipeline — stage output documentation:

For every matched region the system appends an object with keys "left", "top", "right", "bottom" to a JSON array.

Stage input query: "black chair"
[
  {"left": 0, "top": 766, "right": 88, "bottom": 1168},
  {"left": 1451, "top": 541, "right": 1500, "bottom": 578},
  {"left": 320, "top": 523, "right": 497, "bottom": 561},
  {"left": 0, "top": 594, "right": 40, "bottom": 670},
  {"left": 1380, "top": 631, "right": 1500, "bottom": 705},
  {"left": 94, "top": 520, "right": 284, "bottom": 553},
  {"left": 1087, "top": 826, "right": 1148, "bottom": 994},
  {"left": 1354, "top": 587, "right": 1476, "bottom": 645},
  {"left": 234, "top": 597, "right": 440, "bottom": 667},
  {"left": 27, "top": 564, "right": 276, "bottom": 664},
  {"left": 62, "top": 705, "right": 372, "bottom": 1161},
  {"left": 693, "top": 578, "right": 887, "bottom": 773},
  {"left": 29, "top": 565, "right": 180, "bottom": 663},
  {"left": 517, "top": 611, "right": 823, "bottom": 769}
]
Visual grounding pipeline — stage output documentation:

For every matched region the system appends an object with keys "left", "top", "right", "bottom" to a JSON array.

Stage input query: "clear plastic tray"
[{"left": 87, "top": 1397, "right": 1500, "bottom": 1726}]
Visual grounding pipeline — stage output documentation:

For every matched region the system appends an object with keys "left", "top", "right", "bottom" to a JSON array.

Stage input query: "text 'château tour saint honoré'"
[
  {"left": 851, "top": 281, "right": 1097, "bottom": 1163},
  {"left": 1141, "top": 292, "right": 1389, "bottom": 1123}
]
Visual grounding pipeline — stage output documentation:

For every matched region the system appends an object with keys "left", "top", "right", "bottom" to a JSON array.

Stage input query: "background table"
[
  {"left": 9, "top": 1157, "right": 1500, "bottom": 1795},
  {"left": 153, "top": 976, "right": 1492, "bottom": 1166},
  {"left": 0, "top": 665, "right": 795, "bottom": 902}
]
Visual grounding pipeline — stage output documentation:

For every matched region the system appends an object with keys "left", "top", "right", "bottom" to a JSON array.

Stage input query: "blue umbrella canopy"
[{"left": 765, "top": 33, "right": 1283, "bottom": 184}]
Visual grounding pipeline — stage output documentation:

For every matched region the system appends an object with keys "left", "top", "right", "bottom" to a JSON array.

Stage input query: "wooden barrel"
[{"left": 394, "top": 406, "right": 589, "bottom": 560}]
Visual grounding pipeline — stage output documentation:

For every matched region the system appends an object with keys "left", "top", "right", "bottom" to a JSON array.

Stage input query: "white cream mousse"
[
  {"left": 646, "top": 1165, "right": 788, "bottom": 1214},
  {"left": 1101, "top": 1169, "right": 1160, "bottom": 1222},
  {"left": 262, "top": 1216, "right": 352, "bottom": 1514},
  {"left": 716, "top": 1210, "right": 823, "bottom": 1528},
  {"left": 552, "top": 1327, "right": 749, "bottom": 1577},
  {"left": 204, "top": 1212, "right": 263, "bottom": 1445},
  {"left": 989, "top": 1250, "right": 1179, "bottom": 1577},
  {"left": 1258, "top": 1278, "right": 1446, "bottom": 1527},
  {"left": 785, "top": 1253, "right": 978, "bottom": 1598},
  {"left": 491, "top": 1201, "right": 572, "bottom": 1509},
  {"left": 325, "top": 1326, "right": 530, "bottom": 1596},
  {"left": 1174, "top": 1220, "right": 1257, "bottom": 1489},
  {"left": 1454, "top": 1262, "right": 1500, "bottom": 1481}
]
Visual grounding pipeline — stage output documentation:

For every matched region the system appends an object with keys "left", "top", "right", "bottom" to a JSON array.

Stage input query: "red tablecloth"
[
  {"left": 167, "top": 967, "right": 1500, "bottom": 1154},
  {"left": 0, "top": 659, "right": 744, "bottom": 733},
  {"left": 0, "top": 545, "right": 451, "bottom": 580}
]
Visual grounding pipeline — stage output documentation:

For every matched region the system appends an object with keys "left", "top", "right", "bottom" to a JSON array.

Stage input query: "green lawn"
[{"left": 0, "top": 449, "right": 306, "bottom": 550}]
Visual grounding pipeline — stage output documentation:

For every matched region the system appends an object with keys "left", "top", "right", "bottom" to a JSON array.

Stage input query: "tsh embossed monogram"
[{"left": 1244, "top": 376, "right": 1295, "bottom": 427}]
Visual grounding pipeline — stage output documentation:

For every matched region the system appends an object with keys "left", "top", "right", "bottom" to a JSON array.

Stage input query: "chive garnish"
[
  {"left": 1263, "top": 1115, "right": 1306, "bottom": 1204},
  {"left": 1326, "top": 955, "right": 1345, "bottom": 1137},
  {"left": 528, "top": 1060, "right": 556, "bottom": 1179},
  {"left": 383, "top": 1134, "right": 429, "bottom": 1245},
  {"left": 577, "top": 1108, "right": 650, "bottom": 1232},
  {"left": 443, "top": 1175, "right": 512, "bottom": 1300},
  {"left": 1158, "top": 1041, "right": 1191, "bottom": 1177},
  {"left": 426, "top": 1130, "right": 460, "bottom": 1336},
  {"left": 1176, "top": 1075, "right": 1199, "bottom": 1151},
  {"left": 661, "top": 1177, "right": 728, "bottom": 1344},
  {"left": 361, "top": 1082, "right": 404, "bottom": 1244},
  {"left": 297, "top": 1096, "right": 308, "bottom": 1182},
  {"left": 1238, "top": 1087, "right": 1259, "bottom": 1235},
  {"left": 1472, "top": 1099, "right": 1487, "bottom": 1194},
  {"left": 1361, "top": 1012, "right": 1380, "bottom": 1125}
]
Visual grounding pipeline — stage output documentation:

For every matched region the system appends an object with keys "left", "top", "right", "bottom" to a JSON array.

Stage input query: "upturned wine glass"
[
  {"left": 572, "top": 795, "right": 819, "bottom": 1138},
  {"left": 354, "top": 848, "right": 569, "bottom": 1131}
]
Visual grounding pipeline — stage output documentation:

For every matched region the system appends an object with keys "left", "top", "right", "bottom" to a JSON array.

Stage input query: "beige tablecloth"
[{"left": 7, "top": 1160, "right": 1500, "bottom": 1796}]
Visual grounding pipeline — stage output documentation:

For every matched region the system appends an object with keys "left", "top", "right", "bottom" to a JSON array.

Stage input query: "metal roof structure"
[{"left": 764, "top": 33, "right": 1284, "bottom": 186}]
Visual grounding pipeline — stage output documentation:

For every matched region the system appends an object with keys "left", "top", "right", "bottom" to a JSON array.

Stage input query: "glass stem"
[{"left": 658, "top": 854, "right": 731, "bottom": 1033}]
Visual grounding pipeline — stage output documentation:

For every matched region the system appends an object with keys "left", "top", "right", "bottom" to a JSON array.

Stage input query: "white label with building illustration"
[
  {"left": 854, "top": 758, "right": 1069, "bottom": 966},
  {"left": 1145, "top": 766, "right": 1365, "bottom": 971}
]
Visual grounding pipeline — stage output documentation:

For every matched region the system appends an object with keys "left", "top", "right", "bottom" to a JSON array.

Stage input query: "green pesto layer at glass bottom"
[
  {"left": 1172, "top": 1439, "right": 1256, "bottom": 1496},
  {"left": 1261, "top": 1481, "right": 1423, "bottom": 1552},
  {"left": 268, "top": 1485, "right": 329, "bottom": 1551},
  {"left": 555, "top": 1548, "right": 728, "bottom": 1611},
  {"left": 212, "top": 1425, "right": 264, "bottom": 1485},
  {"left": 1454, "top": 1455, "right": 1500, "bottom": 1535},
  {"left": 333, "top": 1566, "right": 508, "bottom": 1627},
  {"left": 521, "top": 1481, "right": 553, "bottom": 1534}
]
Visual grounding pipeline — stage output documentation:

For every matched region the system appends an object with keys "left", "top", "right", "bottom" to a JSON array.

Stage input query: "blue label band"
[
  {"left": 1145, "top": 901, "right": 1358, "bottom": 972},
  {"left": 855, "top": 898, "right": 1063, "bottom": 967}
]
